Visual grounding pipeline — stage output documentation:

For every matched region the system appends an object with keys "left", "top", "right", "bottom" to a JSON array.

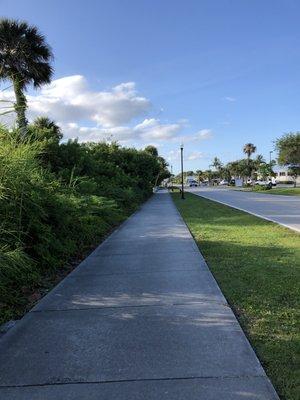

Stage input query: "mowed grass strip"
[
  {"left": 172, "top": 192, "right": 300, "bottom": 400},
  {"left": 232, "top": 187, "right": 300, "bottom": 196},
  {"left": 263, "top": 187, "right": 300, "bottom": 196}
]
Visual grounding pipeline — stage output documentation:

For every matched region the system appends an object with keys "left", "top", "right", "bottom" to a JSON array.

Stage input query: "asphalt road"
[
  {"left": 188, "top": 187, "right": 300, "bottom": 232},
  {"left": 0, "top": 192, "right": 278, "bottom": 399}
]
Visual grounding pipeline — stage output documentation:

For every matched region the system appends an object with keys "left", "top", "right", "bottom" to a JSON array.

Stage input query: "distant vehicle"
[
  {"left": 246, "top": 178, "right": 253, "bottom": 185},
  {"left": 186, "top": 176, "right": 197, "bottom": 184},
  {"left": 271, "top": 177, "right": 277, "bottom": 186},
  {"left": 219, "top": 179, "right": 229, "bottom": 186},
  {"left": 230, "top": 178, "right": 236, "bottom": 186},
  {"left": 189, "top": 180, "right": 198, "bottom": 187},
  {"left": 255, "top": 178, "right": 277, "bottom": 187},
  {"left": 255, "top": 179, "right": 272, "bottom": 188}
]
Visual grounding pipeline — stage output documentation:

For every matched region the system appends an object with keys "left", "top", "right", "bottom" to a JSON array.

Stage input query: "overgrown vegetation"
[
  {"left": 0, "top": 124, "right": 169, "bottom": 324},
  {"left": 0, "top": 18, "right": 170, "bottom": 324},
  {"left": 172, "top": 192, "right": 300, "bottom": 400}
]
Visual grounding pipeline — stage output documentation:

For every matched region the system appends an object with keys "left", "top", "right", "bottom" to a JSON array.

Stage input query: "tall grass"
[{"left": 0, "top": 125, "right": 163, "bottom": 323}]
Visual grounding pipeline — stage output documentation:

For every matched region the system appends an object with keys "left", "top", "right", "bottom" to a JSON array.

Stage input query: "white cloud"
[
  {"left": 224, "top": 96, "right": 236, "bottom": 102},
  {"left": 62, "top": 123, "right": 134, "bottom": 143},
  {"left": 188, "top": 151, "right": 205, "bottom": 161},
  {"left": 0, "top": 75, "right": 212, "bottom": 149},
  {"left": 167, "top": 149, "right": 181, "bottom": 162},
  {"left": 135, "top": 118, "right": 183, "bottom": 141},
  {"left": 26, "top": 75, "right": 151, "bottom": 127},
  {"left": 175, "top": 129, "right": 213, "bottom": 144},
  {"left": 62, "top": 117, "right": 184, "bottom": 144},
  {"left": 0, "top": 89, "right": 15, "bottom": 126},
  {"left": 193, "top": 129, "right": 213, "bottom": 140}
]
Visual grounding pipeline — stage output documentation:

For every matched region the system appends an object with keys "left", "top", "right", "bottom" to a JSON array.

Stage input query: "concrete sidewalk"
[{"left": 0, "top": 192, "right": 278, "bottom": 399}]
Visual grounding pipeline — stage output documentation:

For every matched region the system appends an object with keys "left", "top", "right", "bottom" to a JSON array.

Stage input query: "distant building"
[{"left": 273, "top": 165, "right": 300, "bottom": 185}]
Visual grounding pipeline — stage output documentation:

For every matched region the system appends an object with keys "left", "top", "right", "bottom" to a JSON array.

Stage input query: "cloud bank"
[{"left": 0, "top": 75, "right": 214, "bottom": 149}]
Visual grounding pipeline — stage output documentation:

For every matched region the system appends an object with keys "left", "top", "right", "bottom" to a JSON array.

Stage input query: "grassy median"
[
  {"left": 234, "top": 187, "right": 300, "bottom": 196},
  {"left": 264, "top": 187, "right": 300, "bottom": 196},
  {"left": 172, "top": 192, "right": 300, "bottom": 400}
]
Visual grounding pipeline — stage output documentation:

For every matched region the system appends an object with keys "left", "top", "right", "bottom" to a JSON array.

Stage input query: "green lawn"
[
  {"left": 264, "top": 187, "right": 300, "bottom": 196},
  {"left": 172, "top": 192, "right": 300, "bottom": 400},
  {"left": 233, "top": 187, "right": 300, "bottom": 196}
]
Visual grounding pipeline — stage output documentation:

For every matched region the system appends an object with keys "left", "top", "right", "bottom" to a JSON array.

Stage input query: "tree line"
[
  {"left": 0, "top": 19, "right": 169, "bottom": 323},
  {"left": 174, "top": 136, "right": 300, "bottom": 187}
]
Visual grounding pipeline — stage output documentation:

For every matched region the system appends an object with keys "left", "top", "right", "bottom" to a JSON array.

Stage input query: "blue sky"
[{"left": 1, "top": 0, "right": 300, "bottom": 172}]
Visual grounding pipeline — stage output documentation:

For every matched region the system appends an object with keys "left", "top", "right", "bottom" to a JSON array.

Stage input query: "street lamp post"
[{"left": 180, "top": 143, "right": 185, "bottom": 199}]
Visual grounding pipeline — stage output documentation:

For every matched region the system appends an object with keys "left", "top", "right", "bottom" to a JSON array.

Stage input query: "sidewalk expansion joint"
[{"left": 0, "top": 374, "right": 267, "bottom": 389}]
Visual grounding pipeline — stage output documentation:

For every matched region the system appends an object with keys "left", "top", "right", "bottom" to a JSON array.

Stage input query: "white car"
[
  {"left": 219, "top": 180, "right": 229, "bottom": 185},
  {"left": 255, "top": 179, "right": 272, "bottom": 187},
  {"left": 188, "top": 180, "right": 198, "bottom": 187},
  {"left": 255, "top": 178, "right": 277, "bottom": 187}
]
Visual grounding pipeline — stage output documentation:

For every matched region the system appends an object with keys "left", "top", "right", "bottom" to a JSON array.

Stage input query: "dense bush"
[
  {"left": 253, "top": 184, "right": 272, "bottom": 191},
  {"left": 0, "top": 123, "right": 169, "bottom": 323}
]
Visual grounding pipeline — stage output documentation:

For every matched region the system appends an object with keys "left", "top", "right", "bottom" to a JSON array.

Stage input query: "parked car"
[
  {"left": 255, "top": 179, "right": 272, "bottom": 188},
  {"left": 271, "top": 177, "right": 277, "bottom": 186},
  {"left": 219, "top": 179, "right": 229, "bottom": 186},
  {"left": 189, "top": 180, "right": 198, "bottom": 187},
  {"left": 255, "top": 178, "right": 277, "bottom": 187}
]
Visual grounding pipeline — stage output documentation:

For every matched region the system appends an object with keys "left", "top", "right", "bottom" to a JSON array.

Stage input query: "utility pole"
[
  {"left": 180, "top": 143, "right": 185, "bottom": 199},
  {"left": 269, "top": 150, "right": 273, "bottom": 164}
]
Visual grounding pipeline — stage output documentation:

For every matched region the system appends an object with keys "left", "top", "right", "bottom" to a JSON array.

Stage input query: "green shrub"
[
  {"left": 253, "top": 185, "right": 272, "bottom": 191},
  {"left": 0, "top": 124, "right": 169, "bottom": 324},
  {"left": 0, "top": 246, "right": 39, "bottom": 322}
]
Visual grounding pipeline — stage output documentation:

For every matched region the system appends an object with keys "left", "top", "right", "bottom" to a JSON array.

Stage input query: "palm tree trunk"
[{"left": 12, "top": 77, "right": 28, "bottom": 136}]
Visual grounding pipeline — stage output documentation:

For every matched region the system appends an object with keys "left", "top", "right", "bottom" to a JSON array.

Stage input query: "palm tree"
[
  {"left": 243, "top": 143, "right": 257, "bottom": 163},
  {"left": 0, "top": 19, "right": 53, "bottom": 134},
  {"left": 29, "top": 117, "right": 62, "bottom": 142},
  {"left": 196, "top": 169, "right": 203, "bottom": 183},
  {"left": 212, "top": 157, "right": 223, "bottom": 171},
  {"left": 255, "top": 154, "right": 265, "bottom": 164}
]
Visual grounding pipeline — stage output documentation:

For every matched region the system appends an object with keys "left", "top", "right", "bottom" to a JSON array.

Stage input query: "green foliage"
[
  {"left": 0, "top": 18, "right": 53, "bottom": 131},
  {"left": 0, "top": 124, "right": 167, "bottom": 323},
  {"left": 144, "top": 145, "right": 158, "bottom": 157},
  {"left": 227, "top": 158, "right": 253, "bottom": 178},
  {"left": 276, "top": 132, "right": 300, "bottom": 186},
  {"left": 276, "top": 132, "right": 300, "bottom": 166},
  {"left": 253, "top": 184, "right": 272, "bottom": 191},
  {"left": 211, "top": 157, "right": 223, "bottom": 170},
  {"left": 264, "top": 187, "right": 300, "bottom": 196},
  {"left": 256, "top": 161, "right": 275, "bottom": 180},
  {"left": 0, "top": 246, "right": 39, "bottom": 322},
  {"left": 243, "top": 142, "right": 257, "bottom": 159}
]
